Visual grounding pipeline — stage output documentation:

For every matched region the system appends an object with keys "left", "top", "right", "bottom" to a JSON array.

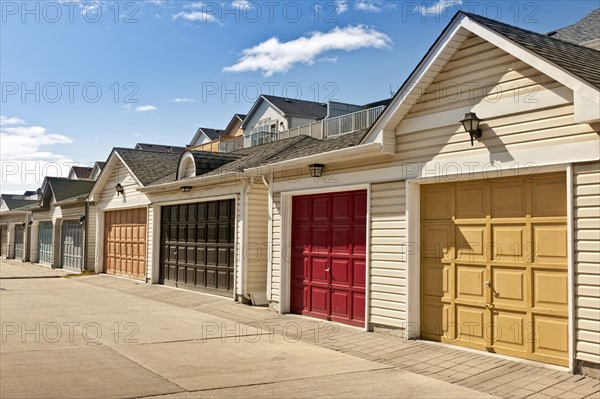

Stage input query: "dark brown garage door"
[{"left": 160, "top": 199, "right": 235, "bottom": 295}]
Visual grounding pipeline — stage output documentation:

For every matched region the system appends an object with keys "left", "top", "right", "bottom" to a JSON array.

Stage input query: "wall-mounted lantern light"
[
  {"left": 115, "top": 183, "right": 124, "bottom": 196},
  {"left": 309, "top": 163, "right": 325, "bottom": 178},
  {"left": 21, "top": 222, "right": 26, "bottom": 228},
  {"left": 180, "top": 186, "right": 192, "bottom": 193},
  {"left": 79, "top": 215, "right": 86, "bottom": 225},
  {"left": 28, "top": 220, "right": 33, "bottom": 226},
  {"left": 460, "top": 112, "right": 482, "bottom": 146}
]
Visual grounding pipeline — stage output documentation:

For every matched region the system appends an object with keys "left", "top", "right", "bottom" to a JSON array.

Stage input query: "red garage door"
[{"left": 291, "top": 190, "right": 367, "bottom": 327}]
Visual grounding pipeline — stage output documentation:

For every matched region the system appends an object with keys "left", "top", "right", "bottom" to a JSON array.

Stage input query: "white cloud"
[
  {"left": 355, "top": 0, "right": 382, "bottom": 13},
  {"left": 172, "top": 10, "right": 217, "bottom": 23},
  {"left": 0, "top": 116, "right": 26, "bottom": 126},
  {"left": 146, "top": 0, "right": 165, "bottom": 5},
  {"left": 170, "top": 98, "right": 196, "bottom": 103},
  {"left": 223, "top": 25, "right": 391, "bottom": 76},
  {"left": 135, "top": 105, "right": 158, "bottom": 112},
  {"left": 318, "top": 57, "right": 338, "bottom": 63},
  {"left": 231, "top": 0, "right": 251, "bottom": 9},
  {"left": 417, "top": 0, "right": 463, "bottom": 15},
  {"left": 335, "top": 0, "right": 349, "bottom": 14},
  {"left": 1, "top": 119, "right": 75, "bottom": 192}
]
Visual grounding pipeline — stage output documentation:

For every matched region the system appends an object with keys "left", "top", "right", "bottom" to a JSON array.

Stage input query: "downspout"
[
  {"left": 235, "top": 180, "right": 247, "bottom": 302},
  {"left": 83, "top": 200, "right": 89, "bottom": 272},
  {"left": 263, "top": 173, "right": 273, "bottom": 302},
  {"left": 242, "top": 177, "right": 255, "bottom": 302}
]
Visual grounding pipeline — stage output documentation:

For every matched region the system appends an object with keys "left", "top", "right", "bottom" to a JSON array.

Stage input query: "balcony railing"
[
  {"left": 279, "top": 121, "right": 323, "bottom": 140},
  {"left": 324, "top": 105, "right": 384, "bottom": 137},
  {"left": 218, "top": 136, "right": 244, "bottom": 153},
  {"left": 218, "top": 106, "right": 386, "bottom": 153}
]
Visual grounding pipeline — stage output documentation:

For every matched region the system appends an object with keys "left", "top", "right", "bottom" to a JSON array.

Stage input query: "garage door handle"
[
  {"left": 483, "top": 281, "right": 491, "bottom": 286},
  {"left": 325, "top": 268, "right": 330, "bottom": 272}
]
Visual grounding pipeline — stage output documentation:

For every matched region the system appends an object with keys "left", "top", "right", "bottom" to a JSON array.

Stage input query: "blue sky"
[{"left": 1, "top": 0, "right": 597, "bottom": 192}]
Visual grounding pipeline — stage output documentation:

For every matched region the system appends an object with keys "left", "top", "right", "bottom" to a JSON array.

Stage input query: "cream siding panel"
[
  {"left": 369, "top": 181, "right": 406, "bottom": 328},
  {"left": 270, "top": 195, "right": 281, "bottom": 303},
  {"left": 244, "top": 101, "right": 286, "bottom": 135},
  {"left": 87, "top": 205, "right": 97, "bottom": 270},
  {"left": 245, "top": 184, "right": 269, "bottom": 295},
  {"left": 98, "top": 160, "right": 150, "bottom": 209},
  {"left": 183, "top": 158, "right": 195, "bottom": 178},
  {"left": 0, "top": 214, "right": 27, "bottom": 224},
  {"left": 574, "top": 161, "right": 600, "bottom": 365},
  {"left": 395, "top": 36, "right": 599, "bottom": 161}
]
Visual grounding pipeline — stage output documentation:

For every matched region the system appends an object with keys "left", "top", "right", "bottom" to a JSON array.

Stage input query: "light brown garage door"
[
  {"left": 420, "top": 173, "right": 568, "bottom": 366},
  {"left": 104, "top": 208, "right": 147, "bottom": 279}
]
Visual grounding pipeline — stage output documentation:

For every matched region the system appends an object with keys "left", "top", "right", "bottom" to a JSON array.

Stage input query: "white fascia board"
[{"left": 138, "top": 171, "right": 244, "bottom": 194}]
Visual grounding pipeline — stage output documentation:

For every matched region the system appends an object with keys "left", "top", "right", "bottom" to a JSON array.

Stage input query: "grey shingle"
[
  {"left": 547, "top": 8, "right": 599, "bottom": 45},
  {"left": 262, "top": 95, "right": 328, "bottom": 119},
  {"left": 46, "top": 178, "right": 96, "bottom": 202},
  {"left": 115, "top": 148, "right": 184, "bottom": 185},
  {"left": 463, "top": 12, "right": 600, "bottom": 89}
]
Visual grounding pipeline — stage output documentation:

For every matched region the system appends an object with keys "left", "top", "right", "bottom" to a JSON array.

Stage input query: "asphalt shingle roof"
[
  {"left": 115, "top": 148, "right": 183, "bottom": 186},
  {"left": 2, "top": 198, "right": 38, "bottom": 210},
  {"left": 187, "top": 152, "right": 242, "bottom": 177},
  {"left": 262, "top": 95, "right": 328, "bottom": 119},
  {"left": 135, "top": 143, "right": 186, "bottom": 153},
  {"left": 45, "top": 178, "right": 96, "bottom": 202},
  {"left": 71, "top": 166, "right": 93, "bottom": 179},
  {"left": 547, "top": 8, "right": 599, "bottom": 45},
  {"left": 463, "top": 12, "right": 600, "bottom": 89}
]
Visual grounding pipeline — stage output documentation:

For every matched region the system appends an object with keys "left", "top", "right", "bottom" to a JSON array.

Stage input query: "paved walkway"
[
  {"left": 2, "top": 259, "right": 599, "bottom": 398},
  {"left": 78, "top": 274, "right": 600, "bottom": 399}
]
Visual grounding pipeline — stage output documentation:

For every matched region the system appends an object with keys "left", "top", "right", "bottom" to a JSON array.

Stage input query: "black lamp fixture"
[
  {"left": 21, "top": 222, "right": 26, "bottom": 227},
  {"left": 180, "top": 186, "right": 192, "bottom": 193},
  {"left": 28, "top": 220, "right": 33, "bottom": 226},
  {"left": 79, "top": 215, "right": 86, "bottom": 225},
  {"left": 309, "top": 163, "right": 325, "bottom": 178},
  {"left": 115, "top": 183, "right": 124, "bottom": 196},
  {"left": 460, "top": 112, "right": 482, "bottom": 146}
]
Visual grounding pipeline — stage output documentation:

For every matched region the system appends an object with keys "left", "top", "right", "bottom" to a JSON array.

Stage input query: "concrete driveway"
[{"left": 0, "top": 260, "right": 494, "bottom": 399}]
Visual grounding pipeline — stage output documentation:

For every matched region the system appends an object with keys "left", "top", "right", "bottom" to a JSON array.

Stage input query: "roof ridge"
[
  {"left": 116, "top": 147, "right": 183, "bottom": 155},
  {"left": 461, "top": 11, "right": 600, "bottom": 52}
]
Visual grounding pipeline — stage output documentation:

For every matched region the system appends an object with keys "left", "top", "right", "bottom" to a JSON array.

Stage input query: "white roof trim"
[
  {"left": 189, "top": 129, "right": 211, "bottom": 146},
  {"left": 241, "top": 95, "right": 285, "bottom": 129},
  {"left": 177, "top": 152, "right": 196, "bottom": 180}
]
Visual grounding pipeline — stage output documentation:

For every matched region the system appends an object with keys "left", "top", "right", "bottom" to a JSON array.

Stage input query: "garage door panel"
[
  {"left": 332, "top": 226, "right": 351, "bottom": 255},
  {"left": 160, "top": 199, "right": 235, "bottom": 295},
  {"left": 61, "top": 220, "right": 84, "bottom": 271},
  {"left": 456, "top": 225, "right": 485, "bottom": 262},
  {"left": 421, "top": 173, "right": 568, "bottom": 366},
  {"left": 491, "top": 181, "right": 526, "bottom": 218},
  {"left": 534, "top": 315, "right": 569, "bottom": 357},
  {"left": 38, "top": 221, "right": 53, "bottom": 265},
  {"left": 533, "top": 270, "right": 568, "bottom": 311},
  {"left": 532, "top": 177, "right": 567, "bottom": 217},
  {"left": 493, "top": 267, "right": 527, "bottom": 307},
  {"left": 456, "top": 184, "right": 487, "bottom": 219},
  {"left": 291, "top": 190, "right": 367, "bottom": 326},
  {"left": 13, "top": 225, "right": 24, "bottom": 259},
  {"left": 492, "top": 225, "right": 526, "bottom": 263},
  {"left": 533, "top": 224, "right": 567, "bottom": 263},
  {"left": 456, "top": 264, "right": 486, "bottom": 301}
]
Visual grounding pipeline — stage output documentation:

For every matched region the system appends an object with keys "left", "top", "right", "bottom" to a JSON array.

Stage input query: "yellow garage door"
[{"left": 420, "top": 173, "right": 568, "bottom": 366}]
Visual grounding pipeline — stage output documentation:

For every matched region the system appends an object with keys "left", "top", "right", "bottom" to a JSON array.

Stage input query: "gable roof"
[
  {"left": 464, "top": 12, "right": 600, "bottom": 90},
  {"left": 69, "top": 166, "right": 93, "bottom": 179},
  {"left": 363, "top": 11, "right": 600, "bottom": 145},
  {"left": 547, "top": 8, "right": 599, "bottom": 45},
  {"left": 41, "top": 177, "right": 96, "bottom": 206},
  {"left": 242, "top": 95, "right": 328, "bottom": 129},
  {"left": 179, "top": 151, "right": 242, "bottom": 179},
  {"left": 222, "top": 114, "right": 246, "bottom": 137},
  {"left": 135, "top": 143, "right": 186, "bottom": 153},
  {"left": 1, "top": 197, "right": 38, "bottom": 211},
  {"left": 189, "top": 127, "right": 225, "bottom": 146},
  {"left": 115, "top": 148, "right": 183, "bottom": 186}
]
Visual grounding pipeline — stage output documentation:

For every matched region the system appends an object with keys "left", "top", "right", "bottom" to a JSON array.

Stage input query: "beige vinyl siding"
[
  {"left": 98, "top": 160, "right": 149, "bottom": 209},
  {"left": 87, "top": 205, "right": 97, "bottom": 270},
  {"left": 183, "top": 158, "right": 195, "bottom": 178},
  {"left": 0, "top": 214, "right": 27, "bottom": 225},
  {"left": 59, "top": 204, "right": 86, "bottom": 220},
  {"left": 574, "top": 161, "right": 600, "bottom": 365},
  {"left": 245, "top": 184, "right": 269, "bottom": 295},
  {"left": 395, "top": 35, "right": 598, "bottom": 160},
  {"left": 370, "top": 181, "right": 407, "bottom": 328},
  {"left": 270, "top": 194, "right": 282, "bottom": 306}
]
